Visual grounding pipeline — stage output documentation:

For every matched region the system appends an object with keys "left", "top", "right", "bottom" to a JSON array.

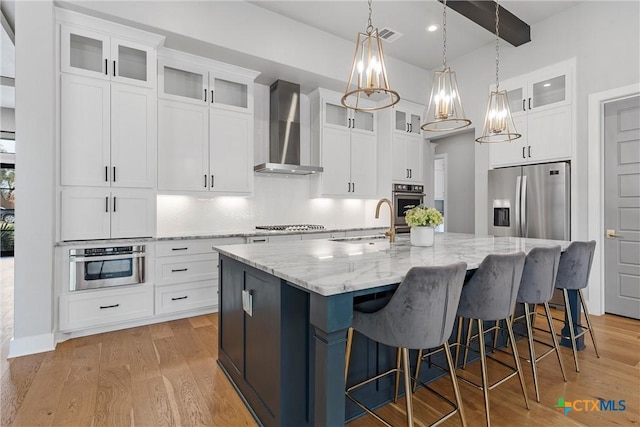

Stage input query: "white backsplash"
[{"left": 157, "top": 174, "right": 389, "bottom": 236}]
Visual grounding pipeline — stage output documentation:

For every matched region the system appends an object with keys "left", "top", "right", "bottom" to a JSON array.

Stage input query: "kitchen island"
[{"left": 215, "top": 232, "right": 570, "bottom": 427}]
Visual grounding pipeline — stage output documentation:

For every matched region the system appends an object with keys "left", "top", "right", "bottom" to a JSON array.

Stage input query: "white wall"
[
  {"left": 10, "top": 0, "right": 56, "bottom": 357},
  {"left": 432, "top": 131, "right": 475, "bottom": 234},
  {"left": 439, "top": 1, "right": 640, "bottom": 238}
]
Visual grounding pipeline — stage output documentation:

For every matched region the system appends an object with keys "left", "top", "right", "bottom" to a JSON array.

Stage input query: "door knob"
[{"left": 606, "top": 229, "right": 622, "bottom": 238}]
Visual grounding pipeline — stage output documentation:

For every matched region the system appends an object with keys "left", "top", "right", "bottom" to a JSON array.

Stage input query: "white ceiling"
[{"left": 250, "top": 1, "right": 583, "bottom": 70}]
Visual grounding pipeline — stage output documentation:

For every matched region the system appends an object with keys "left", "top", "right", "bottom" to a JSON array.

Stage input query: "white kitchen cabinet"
[
  {"left": 61, "top": 74, "right": 156, "bottom": 188},
  {"left": 489, "top": 60, "right": 574, "bottom": 168},
  {"left": 61, "top": 187, "right": 155, "bottom": 240},
  {"left": 59, "top": 285, "right": 154, "bottom": 332},
  {"left": 158, "top": 55, "right": 254, "bottom": 114},
  {"left": 60, "top": 23, "right": 157, "bottom": 88},
  {"left": 392, "top": 133, "right": 424, "bottom": 183},
  {"left": 157, "top": 51, "right": 259, "bottom": 195},
  {"left": 310, "top": 88, "right": 378, "bottom": 198},
  {"left": 393, "top": 104, "right": 423, "bottom": 137},
  {"left": 154, "top": 237, "right": 243, "bottom": 315}
]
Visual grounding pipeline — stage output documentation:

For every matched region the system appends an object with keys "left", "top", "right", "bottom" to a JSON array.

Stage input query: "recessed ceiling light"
[
  {"left": 427, "top": 25, "right": 438, "bottom": 32},
  {"left": 543, "top": 83, "right": 551, "bottom": 87}
]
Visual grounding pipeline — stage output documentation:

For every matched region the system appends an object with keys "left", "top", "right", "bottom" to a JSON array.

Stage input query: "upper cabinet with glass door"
[
  {"left": 500, "top": 61, "right": 572, "bottom": 117},
  {"left": 158, "top": 49, "right": 256, "bottom": 114},
  {"left": 320, "top": 90, "right": 376, "bottom": 135},
  {"left": 60, "top": 23, "right": 159, "bottom": 88},
  {"left": 393, "top": 101, "right": 423, "bottom": 138}
]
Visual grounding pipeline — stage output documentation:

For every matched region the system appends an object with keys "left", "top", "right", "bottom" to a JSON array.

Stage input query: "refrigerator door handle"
[
  {"left": 521, "top": 175, "right": 528, "bottom": 237},
  {"left": 515, "top": 175, "right": 522, "bottom": 237}
]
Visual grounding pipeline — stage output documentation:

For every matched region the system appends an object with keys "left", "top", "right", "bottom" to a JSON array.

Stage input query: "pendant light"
[
  {"left": 341, "top": 0, "right": 400, "bottom": 111},
  {"left": 475, "top": 0, "right": 521, "bottom": 143},
  {"left": 421, "top": 0, "right": 471, "bottom": 132}
]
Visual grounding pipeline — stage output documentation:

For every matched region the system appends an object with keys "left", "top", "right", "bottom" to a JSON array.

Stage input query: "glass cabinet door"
[
  {"left": 395, "top": 110, "right": 408, "bottom": 132},
  {"left": 212, "top": 78, "right": 248, "bottom": 109},
  {"left": 506, "top": 87, "right": 526, "bottom": 116},
  {"left": 112, "top": 39, "right": 155, "bottom": 88},
  {"left": 409, "top": 113, "right": 421, "bottom": 135},
  {"left": 324, "top": 102, "right": 349, "bottom": 128},
  {"left": 530, "top": 74, "right": 567, "bottom": 110},
  {"left": 352, "top": 110, "right": 375, "bottom": 132},
  {"left": 159, "top": 61, "right": 207, "bottom": 105},
  {"left": 61, "top": 25, "right": 110, "bottom": 80}
]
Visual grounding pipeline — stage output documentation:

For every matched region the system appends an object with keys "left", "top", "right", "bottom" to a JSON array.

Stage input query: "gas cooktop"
[{"left": 255, "top": 224, "right": 326, "bottom": 232}]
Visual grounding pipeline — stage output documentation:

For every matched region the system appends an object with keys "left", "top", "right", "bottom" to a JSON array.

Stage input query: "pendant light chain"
[
  {"left": 495, "top": 0, "right": 500, "bottom": 90},
  {"left": 442, "top": 0, "right": 447, "bottom": 68},
  {"left": 366, "top": 0, "right": 373, "bottom": 34}
]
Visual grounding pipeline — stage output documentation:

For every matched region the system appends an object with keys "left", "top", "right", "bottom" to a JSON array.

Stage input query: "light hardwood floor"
[{"left": 1, "top": 255, "right": 638, "bottom": 426}]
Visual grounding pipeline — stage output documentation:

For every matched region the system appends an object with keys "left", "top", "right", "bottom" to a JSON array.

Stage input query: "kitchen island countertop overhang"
[{"left": 214, "top": 232, "right": 571, "bottom": 296}]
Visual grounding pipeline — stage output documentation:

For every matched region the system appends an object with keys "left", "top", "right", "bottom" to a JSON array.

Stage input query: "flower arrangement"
[{"left": 405, "top": 205, "right": 444, "bottom": 228}]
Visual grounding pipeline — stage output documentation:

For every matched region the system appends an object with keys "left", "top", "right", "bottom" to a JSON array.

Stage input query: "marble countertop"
[
  {"left": 55, "top": 226, "right": 387, "bottom": 247},
  {"left": 214, "top": 232, "right": 571, "bottom": 297}
]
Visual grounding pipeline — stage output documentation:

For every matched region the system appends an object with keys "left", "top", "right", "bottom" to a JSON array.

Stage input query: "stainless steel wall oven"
[
  {"left": 69, "top": 245, "right": 146, "bottom": 291},
  {"left": 392, "top": 184, "right": 425, "bottom": 233}
]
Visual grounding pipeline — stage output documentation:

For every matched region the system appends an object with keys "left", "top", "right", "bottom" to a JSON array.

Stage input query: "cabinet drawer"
[
  {"left": 156, "top": 237, "right": 244, "bottom": 257},
  {"left": 155, "top": 253, "right": 217, "bottom": 285},
  {"left": 59, "top": 285, "right": 153, "bottom": 331},
  {"left": 155, "top": 281, "right": 218, "bottom": 315}
]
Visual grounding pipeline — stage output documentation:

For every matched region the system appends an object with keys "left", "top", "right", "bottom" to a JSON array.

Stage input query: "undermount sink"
[{"left": 330, "top": 234, "right": 388, "bottom": 244}]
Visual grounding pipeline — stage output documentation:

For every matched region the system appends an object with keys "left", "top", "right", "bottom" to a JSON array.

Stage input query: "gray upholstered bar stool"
[
  {"left": 344, "top": 263, "right": 468, "bottom": 427},
  {"left": 513, "top": 246, "right": 567, "bottom": 402},
  {"left": 454, "top": 252, "right": 529, "bottom": 427},
  {"left": 554, "top": 240, "right": 600, "bottom": 372}
]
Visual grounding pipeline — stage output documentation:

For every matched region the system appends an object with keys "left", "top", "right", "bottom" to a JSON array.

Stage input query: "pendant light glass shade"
[
  {"left": 341, "top": 1, "right": 400, "bottom": 111},
  {"left": 476, "top": 90, "right": 521, "bottom": 143},
  {"left": 476, "top": 0, "right": 521, "bottom": 143},
  {"left": 422, "top": 67, "right": 471, "bottom": 131},
  {"left": 421, "top": 0, "right": 471, "bottom": 132}
]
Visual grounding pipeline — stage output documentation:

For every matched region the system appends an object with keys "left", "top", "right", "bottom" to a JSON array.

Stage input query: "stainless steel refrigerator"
[{"left": 488, "top": 162, "right": 570, "bottom": 240}]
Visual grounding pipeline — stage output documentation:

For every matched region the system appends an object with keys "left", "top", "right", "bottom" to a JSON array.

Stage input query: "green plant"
[
  {"left": 404, "top": 205, "right": 444, "bottom": 228},
  {"left": 0, "top": 222, "right": 14, "bottom": 252}
]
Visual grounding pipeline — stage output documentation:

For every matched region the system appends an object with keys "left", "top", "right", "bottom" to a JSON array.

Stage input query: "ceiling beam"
[{"left": 439, "top": 0, "right": 531, "bottom": 47}]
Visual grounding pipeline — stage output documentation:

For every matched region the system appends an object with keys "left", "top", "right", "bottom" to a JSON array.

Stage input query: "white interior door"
[{"left": 604, "top": 95, "right": 640, "bottom": 319}]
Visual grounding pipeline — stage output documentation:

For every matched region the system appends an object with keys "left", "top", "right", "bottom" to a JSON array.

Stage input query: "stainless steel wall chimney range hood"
[{"left": 254, "top": 80, "right": 323, "bottom": 175}]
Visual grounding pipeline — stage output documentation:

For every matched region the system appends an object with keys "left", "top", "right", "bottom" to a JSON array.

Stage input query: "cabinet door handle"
[
  {"left": 100, "top": 304, "right": 119, "bottom": 309},
  {"left": 522, "top": 147, "right": 526, "bottom": 159},
  {"left": 204, "top": 89, "right": 207, "bottom": 103},
  {"left": 104, "top": 59, "right": 108, "bottom": 75},
  {"left": 352, "top": 182, "right": 355, "bottom": 193},
  {"left": 409, "top": 169, "right": 412, "bottom": 178},
  {"left": 211, "top": 90, "right": 214, "bottom": 104},
  {"left": 409, "top": 123, "right": 412, "bottom": 133},
  {"left": 113, "top": 60, "right": 116, "bottom": 77},
  {"left": 523, "top": 99, "right": 526, "bottom": 112},
  {"left": 105, "top": 166, "right": 109, "bottom": 182},
  {"left": 112, "top": 166, "right": 116, "bottom": 182},
  {"left": 171, "top": 247, "right": 188, "bottom": 251},
  {"left": 252, "top": 239, "right": 267, "bottom": 243},
  {"left": 171, "top": 268, "right": 188, "bottom": 272},
  {"left": 105, "top": 196, "right": 109, "bottom": 213},
  {"left": 528, "top": 97, "right": 532, "bottom": 110},
  {"left": 528, "top": 146, "right": 531, "bottom": 158},
  {"left": 211, "top": 175, "right": 214, "bottom": 187},
  {"left": 113, "top": 196, "right": 117, "bottom": 212},
  {"left": 204, "top": 174, "right": 207, "bottom": 188},
  {"left": 171, "top": 296, "right": 188, "bottom": 301}
]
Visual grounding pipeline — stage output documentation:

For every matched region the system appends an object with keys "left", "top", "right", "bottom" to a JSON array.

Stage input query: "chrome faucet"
[{"left": 375, "top": 198, "right": 395, "bottom": 243}]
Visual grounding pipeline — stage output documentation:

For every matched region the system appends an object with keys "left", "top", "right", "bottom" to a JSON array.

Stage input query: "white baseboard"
[{"left": 8, "top": 333, "right": 56, "bottom": 358}]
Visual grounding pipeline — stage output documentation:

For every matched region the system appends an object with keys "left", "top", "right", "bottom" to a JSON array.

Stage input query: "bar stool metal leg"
[
  {"left": 463, "top": 318, "right": 473, "bottom": 369},
  {"left": 477, "top": 320, "right": 491, "bottom": 427},
  {"left": 562, "top": 289, "right": 581, "bottom": 372},
  {"left": 523, "top": 303, "right": 540, "bottom": 402},
  {"left": 579, "top": 289, "right": 601, "bottom": 358},
  {"left": 443, "top": 341, "right": 467, "bottom": 427},
  {"left": 401, "top": 348, "right": 414, "bottom": 427},
  {"left": 395, "top": 348, "right": 402, "bottom": 402},
  {"left": 506, "top": 317, "right": 530, "bottom": 410},
  {"left": 454, "top": 316, "right": 463, "bottom": 367},
  {"left": 543, "top": 302, "right": 567, "bottom": 382},
  {"left": 345, "top": 327, "right": 354, "bottom": 382}
]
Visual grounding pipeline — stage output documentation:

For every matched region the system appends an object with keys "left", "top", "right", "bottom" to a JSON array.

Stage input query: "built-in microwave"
[
  {"left": 392, "top": 184, "right": 425, "bottom": 233},
  {"left": 69, "top": 245, "right": 146, "bottom": 291}
]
